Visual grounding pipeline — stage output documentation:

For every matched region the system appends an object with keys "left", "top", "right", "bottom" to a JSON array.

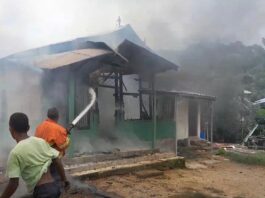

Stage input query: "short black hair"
[
  {"left": 47, "top": 107, "right": 59, "bottom": 120},
  {"left": 9, "top": 113, "right": 30, "bottom": 133}
]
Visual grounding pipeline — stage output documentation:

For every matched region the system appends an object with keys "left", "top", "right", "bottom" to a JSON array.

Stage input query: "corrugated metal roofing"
[
  {"left": 0, "top": 25, "right": 178, "bottom": 72},
  {"left": 76, "top": 24, "right": 147, "bottom": 49},
  {"left": 2, "top": 25, "right": 145, "bottom": 61},
  {"left": 118, "top": 40, "right": 179, "bottom": 73},
  {"left": 34, "top": 48, "right": 112, "bottom": 69},
  {"left": 1, "top": 41, "right": 127, "bottom": 70}
]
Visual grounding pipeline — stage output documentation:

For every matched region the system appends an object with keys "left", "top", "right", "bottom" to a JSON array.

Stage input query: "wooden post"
[
  {"left": 206, "top": 121, "right": 209, "bottom": 141},
  {"left": 94, "top": 87, "right": 99, "bottom": 129},
  {"left": 210, "top": 102, "right": 214, "bottom": 154},
  {"left": 149, "top": 76, "right": 153, "bottom": 119},
  {"left": 197, "top": 101, "right": 201, "bottom": 138},
  {"left": 175, "top": 96, "right": 178, "bottom": 156},
  {"left": 68, "top": 76, "right": 75, "bottom": 124},
  {"left": 114, "top": 72, "right": 119, "bottom": 123},
  {"left": 152, "top": 74, "right": 157, "bottom": 150},
  {"left": 139, "top": 76, "right": 143, "bottom": 119},
  {"left": 68, "top": 74, "right": 76, "bottom": 157},
  {"left": 119, "top": 73, "right": 124, "bottom": 120}
]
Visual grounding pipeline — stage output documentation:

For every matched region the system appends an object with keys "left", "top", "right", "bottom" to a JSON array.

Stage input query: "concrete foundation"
[{"left": 65, "top": 151, "right": 185, "bottom": 180}]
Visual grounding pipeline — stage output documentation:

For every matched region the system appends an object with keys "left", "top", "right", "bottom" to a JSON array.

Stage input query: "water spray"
[{"left": 67, "top": 88, "right": 96, "bottom": 134}]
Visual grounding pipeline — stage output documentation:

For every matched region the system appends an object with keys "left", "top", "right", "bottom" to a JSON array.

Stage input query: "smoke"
[
  {"left": 119, "top": 0, "right": 265, "bottom": 49},
  {"left": 0, "top": 64, "right": 44, "bottom": 161},
  {"left": 2, "top": 3, "right": 263, "bottom": 196},
  {"left": 157, "top": 40, "right": 265, "bottom": 142},
  {"left": 73, "top": 83, "right": 149, "bottom": 155},
  {"left": 74, "top": 133, "right": 149, "bottom": 155},
  {"left": 4, "top": 0, "right": 262, "bottom": 194},
  {"left": 1, "top": 0, "right": 265, "bottom": 57},
  {"left": 0, "top": 180, "right": 29, "bottom": 198}
]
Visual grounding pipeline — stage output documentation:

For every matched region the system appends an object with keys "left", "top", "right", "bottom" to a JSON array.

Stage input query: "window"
[{"left": 157, "top": 95, "right": 175, "bottom": 121}]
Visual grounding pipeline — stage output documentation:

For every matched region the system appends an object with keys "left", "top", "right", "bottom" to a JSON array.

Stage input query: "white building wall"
[{"left": 176, "top": 99, "right": 189, "bottom": 139}]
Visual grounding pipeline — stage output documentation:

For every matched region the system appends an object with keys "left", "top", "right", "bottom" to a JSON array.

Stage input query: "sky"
[{"left": 1, "top": 0, "right": 265, "bottom": 57}]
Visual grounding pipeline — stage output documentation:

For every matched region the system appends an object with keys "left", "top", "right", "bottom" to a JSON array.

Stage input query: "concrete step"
[
  {"left": 69, "top": 156, "right": 185, "bottom": 180},
  {"left": 64, "top": 149, "right": 160, "bottom": 165}
]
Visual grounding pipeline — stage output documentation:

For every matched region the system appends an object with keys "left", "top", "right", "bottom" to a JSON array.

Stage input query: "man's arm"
[
  {"left": 0, "top": 178, "right": 19, "bottom": 198},
  {"left": 53, "top": 128, "right": 70, "bottom": 154},
  {"left": 52, "top": 157, "right": 70, "bottom": 190}
]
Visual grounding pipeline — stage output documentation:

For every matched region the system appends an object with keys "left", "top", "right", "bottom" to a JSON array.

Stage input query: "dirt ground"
[
  {"left": 1, "top": 155, "right": 265, "bottom": 198},
  {"left": 73, "top": 157, "right": 265, "bottom": 198}
]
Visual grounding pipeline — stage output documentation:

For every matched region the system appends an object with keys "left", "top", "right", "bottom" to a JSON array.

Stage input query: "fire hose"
[
  {"left": 67, "top": 88, "right": 96, "bottom": 134},
  {"left": 65, "top": 88, "right": 114, "bottom": 197}
]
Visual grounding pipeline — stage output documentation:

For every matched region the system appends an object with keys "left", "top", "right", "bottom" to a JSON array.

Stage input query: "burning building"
[{"left": 0, "top": 25, "right": 215, "bottom": 157}]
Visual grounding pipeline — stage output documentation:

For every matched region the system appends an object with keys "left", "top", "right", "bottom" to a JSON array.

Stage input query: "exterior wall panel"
[{"left": 176, "top": 99, "right": 189, "bottom": 139}]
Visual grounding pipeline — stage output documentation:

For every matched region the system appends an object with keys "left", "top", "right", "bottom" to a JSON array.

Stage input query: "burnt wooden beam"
[
  {"left": 114, "top": 72, "right": 119, "bottom": 121},
  {"left": 98, "top": 84, "right": 115, "bottom": 89},
  {"left": 123, "top": 92, "right": 139, "bottom": 97},
  {"left": 139, "top": 76, "right": 143, "bottom": 119},
  {"left": 118, "top": 73, "right": 124, "bottom": 120}
]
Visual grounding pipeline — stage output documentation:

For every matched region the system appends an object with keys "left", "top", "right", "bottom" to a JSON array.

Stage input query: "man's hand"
[
  {"left": 0, "top": 178, "right": 19, "bottom": 198},
  {"left": 52, "top": 158, "right": 69, "bottom": 189},
  {"left": 63, "top": 180, "right": 70, "bottom": 191}
]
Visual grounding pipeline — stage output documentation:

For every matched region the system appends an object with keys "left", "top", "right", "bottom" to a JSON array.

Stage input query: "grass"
[{"left": 217, "top": 149, "right": 265, "bottom": 166}]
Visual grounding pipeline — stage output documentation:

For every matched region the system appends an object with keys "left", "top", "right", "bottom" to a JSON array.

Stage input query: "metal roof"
[
  {"left": 118, "top": 40, "right": 179, "bottom": 74},
  {"left": 0, "top": 25, "right": 178, "bottom": 73},
  {"left": 75, "top": 24, "right": 147, "bottom": 49},
  {"left": 1, "top": 41, "right": 127, "bottom": 70},
  {"left": 34, "top": 49, "right": 112, "bottom": 69},
  {"left": 1, "top": 25, "right": 145, "bottom": 62}
]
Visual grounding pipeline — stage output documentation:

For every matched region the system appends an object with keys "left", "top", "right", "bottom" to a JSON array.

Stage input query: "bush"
[
  {"left": 216, "top": 148, "right": 226, "bottom": 155},
  {"left": 223, "top": 151, "right": 265, "bottom": 166}
]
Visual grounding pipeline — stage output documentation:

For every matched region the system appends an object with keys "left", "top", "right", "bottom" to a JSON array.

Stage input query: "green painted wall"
[
  {"left": 67, "top": 119, "right": 175, "bottom": 155},
  {"left": 117, "top": 120, "right": 176, "bottom": 141},
  {"left": 66, "top": 75, "right": 176, "bottom": 155}
]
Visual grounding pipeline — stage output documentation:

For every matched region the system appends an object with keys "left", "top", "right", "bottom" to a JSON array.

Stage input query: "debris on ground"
[
  {"left": 133, "top": 169, "right": 164, "bottom": 179},
  {"left": 2, "top": 143, "right": 265, "bottom": 198},
  {"left": 213, "top": 143, "right": 236, "bottom": 150},
  {"left": 62, "top": 184, "right": 123, "bottom": 198},
  {"left": 185, "top": 161, "right": 208, "bottom": 169},
  {"left": 90, "top": 158, "right": 265, "bottom": 198}
]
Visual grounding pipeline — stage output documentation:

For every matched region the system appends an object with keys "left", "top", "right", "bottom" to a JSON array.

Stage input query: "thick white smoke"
[
  {"left": 0, "top": 65, "right": 44, "bottom": 158},
  {"left": 1, "top": 0, "right": 265, "bottom": 57}
]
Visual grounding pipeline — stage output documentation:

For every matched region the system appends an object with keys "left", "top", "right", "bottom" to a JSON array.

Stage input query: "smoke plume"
[{"left": 1, "top": 0, "right": 265, "bottom": 57}]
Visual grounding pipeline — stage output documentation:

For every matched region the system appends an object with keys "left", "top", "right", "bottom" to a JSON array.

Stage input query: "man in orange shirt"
[
  {"left": 35, "top": 107, "right": 70, "bottom": 156},
  {"left": 35, "top": 107, "right": 70, "bottom": 187}
]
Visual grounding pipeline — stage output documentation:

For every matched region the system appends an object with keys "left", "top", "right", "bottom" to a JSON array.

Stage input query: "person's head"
[
  {"left": 47, "top": 107, "right": 59, "bottom": 122},
  {"left": 9, "top": 113, "right": 30, "bottom": 140}
]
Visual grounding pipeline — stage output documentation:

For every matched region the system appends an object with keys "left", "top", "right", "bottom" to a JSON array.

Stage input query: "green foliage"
[
  {"left": 223, "top": 151, "right": 265, "bottom": 166},
  {"left": 216, "top": 148, "right": 226, "bottom": 155}
]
